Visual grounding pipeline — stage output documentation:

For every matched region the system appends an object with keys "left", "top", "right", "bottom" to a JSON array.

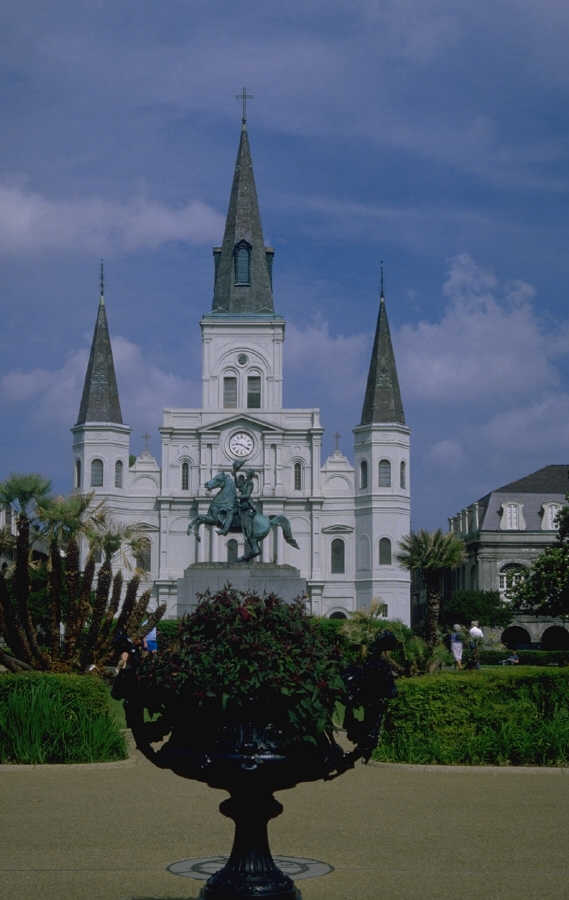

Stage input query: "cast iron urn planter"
[{"left": 112, "top": 591, "right": 398, "bottom": 899}]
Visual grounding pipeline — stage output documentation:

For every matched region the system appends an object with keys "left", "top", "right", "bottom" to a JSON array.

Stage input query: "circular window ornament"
[{"left": 237, "top": 353, "right": 249, "bottom": 366}]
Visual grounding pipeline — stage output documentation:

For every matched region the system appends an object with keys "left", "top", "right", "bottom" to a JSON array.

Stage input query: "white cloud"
[
  {"left": 0, "top": 337, "right": 200, "bottom": 432},
  {"left": 286, "top": 317, "right": 368, "bottom": 407},
  {"left": 0, "top": 180, "right": 225, "bottom": 255},
  {"left": 398, "top": 254, "right": 565, "bottom": 408}
]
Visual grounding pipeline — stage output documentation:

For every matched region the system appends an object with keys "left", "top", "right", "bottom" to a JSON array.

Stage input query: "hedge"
[
  {"left": 374, "top": 667, "right": 569, "bottom": 766},
  {"left": 0, "top": 672, "right": 127, "bottom": 764}
]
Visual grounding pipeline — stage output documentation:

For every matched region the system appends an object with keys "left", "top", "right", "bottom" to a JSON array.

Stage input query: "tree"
[
  {"left": 398, "top": 529, "right": 465, "bottom": 647},
  {"left": 0, "top": 474, "right": 52, "bottom": 669},
  {"left": 0, "top": 475, "right": 166, "bottom": 672},
  {"left": 510, "top": 494, "right": 569, "bottom": 620},
  {"left": 510, "top": 546, "right": 569, "bottom": 620},
  {"left": 440, "top": 589, "right": 513, "bottom": 629}
]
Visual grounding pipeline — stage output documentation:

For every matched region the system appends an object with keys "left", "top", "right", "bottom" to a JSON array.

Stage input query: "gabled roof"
[
  {"left": 488, "top": 465, "right": 569, "bottom": 497},
  {"left": 196, "top": 413, "right": 281, "bottom": 433},
  {"left": 211, "top": 123, "right": 275, "bottom": 315},
  {"left": 360, "top": 292, "right": 405, "bottom": 425},
  {"left": 76, "top": 294, "right": 122, "bottom": 425}
]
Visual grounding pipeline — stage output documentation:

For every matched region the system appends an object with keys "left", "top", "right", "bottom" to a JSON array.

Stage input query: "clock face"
[{"left": 229, "top": 431, "right": 254, "bottom": 458}]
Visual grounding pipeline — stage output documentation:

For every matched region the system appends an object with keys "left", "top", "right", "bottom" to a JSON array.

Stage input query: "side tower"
[
  {"left": 71, "top": 266, "right": 131, "bottom": 505},
  {"left": 200, "top": 115, "right": 285, "bottom": 414},
  {"left": 353, "top": 273, "right": 411, "bottom": 623}
]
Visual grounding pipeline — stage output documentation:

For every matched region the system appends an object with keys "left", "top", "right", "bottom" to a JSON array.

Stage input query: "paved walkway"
[{"left": 2, "top": 739, "right": 569, "bottom": 900}]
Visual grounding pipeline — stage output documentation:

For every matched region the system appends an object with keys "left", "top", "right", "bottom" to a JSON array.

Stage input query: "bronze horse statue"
[{"left": 187, "top": 470, "right": 299, "bottom": 562}]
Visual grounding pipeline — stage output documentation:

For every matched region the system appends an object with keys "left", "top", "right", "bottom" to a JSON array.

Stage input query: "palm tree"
[
  {"left": 0, "top": 474, "right": 51, "bottom": 667},
  {"left": 37, "top": 493, "right": 95, "bottom": 659},
  {"left": 398, "top": 529, "right": 465, "bottom": 648}
]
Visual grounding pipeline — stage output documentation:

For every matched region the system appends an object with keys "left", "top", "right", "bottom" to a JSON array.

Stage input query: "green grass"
[{"left": 0, "top": 677, "right": 127, "bottom": 764}]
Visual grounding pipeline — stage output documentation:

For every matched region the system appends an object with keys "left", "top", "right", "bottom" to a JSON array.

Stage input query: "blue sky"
[{"left": 2, "top": 0, "right": 569, "bottom": 529}]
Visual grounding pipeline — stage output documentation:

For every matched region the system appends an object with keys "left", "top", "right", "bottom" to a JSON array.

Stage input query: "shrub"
[
  {"left": 374, "top": 667, "right": 569, "bottom": 766},
  {"left": 156, "top": 618, "right": 181, "bottom": 651},
  {"left": 135, "top": 589, "right": 348, "bottom": 746},
  {"left": 0, "top": 673, "right": 127, "bottom": 763}
]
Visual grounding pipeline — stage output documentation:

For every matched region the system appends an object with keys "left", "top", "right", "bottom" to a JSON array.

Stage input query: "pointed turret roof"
[
  {"left": 212, "top": 122, "right": 275, "bottom": 314},
  {"left": 76, "top": 266, "right": 123, "bottom": 425},
  {"left": 360, "top": 279, "right": 405, "bottom": 426}
]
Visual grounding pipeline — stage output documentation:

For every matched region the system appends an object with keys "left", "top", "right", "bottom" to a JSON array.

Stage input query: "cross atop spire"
[
  {"left": 380, "top": 260, "right": 384, "bottom": 300},
  {"left": 235, "top": 87, "right": 254, "bottom": 127}
]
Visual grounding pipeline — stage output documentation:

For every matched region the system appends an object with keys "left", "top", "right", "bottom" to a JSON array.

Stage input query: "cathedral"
[{"left": 71, "top": 118, "right": 412, "bottom": 623}]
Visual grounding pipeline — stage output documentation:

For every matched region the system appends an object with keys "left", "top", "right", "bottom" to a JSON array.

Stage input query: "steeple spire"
[
  {"left": 76, "top": 266, "right": 123, "bottom": 425},
  {"left": 360, "top": 268, "right": 405, "bottom": 425},
  {"left": 211, "top": 119, "right": 275, "bottom": 315}
]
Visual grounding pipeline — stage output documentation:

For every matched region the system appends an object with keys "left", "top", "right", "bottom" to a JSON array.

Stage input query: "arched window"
[
  {"left": 400, "top": 460, "right": 406, "bottom": 489},
  {"left": 294, "top": 462, "right": 302, "bottom": 491},
  {"left": 234, "top": 240, "right": 251, "bottom": 284},
  {"left": 75, "top": 459, "right": 81, "bottom": 489},
  {"left": 114, "top": 460, "right": 123, "bottom": 489},
  {"left": 91, "top": 459, "right": 104, "bottom": 487},
  {"left": 134, "top": 536, "right": 151, "bottom": 573},
  {"left": 224, "top": 376, "right": 238, "bottom": 408},
  {"left": 181, "top": 461, "right": 189, "bottom": 491},
  {"left": 379, "top": 538, "right": 392, "bottom": 565},
  {"left": 499, "top": 564, "right": 525, "bottom": 598},
  {"left": 379, "top": 459, "right": 391, "bottom": 487},
  {"left": 227, "top": 539, "right": 238, "bottom": 563},
  {"left": 360, "top": 460, "right": 368, "bottom": 490},
  {"left": 247, "top": 375, "right": 261, "bottom": 409},
  {"left": 331, "top": 538, "right": 345, "bottom": 574}
]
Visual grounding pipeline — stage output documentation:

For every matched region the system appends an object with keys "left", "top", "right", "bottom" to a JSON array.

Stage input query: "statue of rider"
[{"left": 235, "top": 467, "right": 259, "bottom": 559}]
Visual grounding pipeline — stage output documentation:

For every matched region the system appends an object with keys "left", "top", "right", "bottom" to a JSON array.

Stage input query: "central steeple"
[{"left": 211, "top": 121, "right": 275, "bottom": 315}]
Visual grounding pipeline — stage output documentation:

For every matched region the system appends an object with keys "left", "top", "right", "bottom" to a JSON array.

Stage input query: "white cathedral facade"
[{"left": 71, "top": 121, "right": 411, "bottom": 623}]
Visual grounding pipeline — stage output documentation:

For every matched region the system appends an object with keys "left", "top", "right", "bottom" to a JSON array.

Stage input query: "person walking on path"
[
  {"left": 449, "top": 624, "right": 464, "bottom": 670},
  {"left": 468, "top": 620, "right": 484, "bottom": 669}
]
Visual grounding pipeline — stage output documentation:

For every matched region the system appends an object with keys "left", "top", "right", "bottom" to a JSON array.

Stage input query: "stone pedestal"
[{"left": 177, "top": 562, "right": 308, "bottom": 617}]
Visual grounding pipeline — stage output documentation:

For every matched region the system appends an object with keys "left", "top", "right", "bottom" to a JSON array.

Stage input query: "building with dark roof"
[{"left": 448, "top": 465, "right": 569, "bottom": 647}]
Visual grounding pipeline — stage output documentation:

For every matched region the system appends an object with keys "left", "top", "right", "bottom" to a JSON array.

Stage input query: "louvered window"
[
  {"left": 234, "top": 241, "right": 251, "bottom": 284},
  {"left": 379, "top": 459, "right": 391, "bottom": 487},
  {"left": 247, "top": 376, "right": 261, "bottom": 409},
  {"left": 224, "top": 377, "right": 238, "bottom": 408},
  {"left": 294, "top": 462, "right": 302, "bottom": 491},
  {"left": 91, "top": 459, "right": 104, "bottom": 487}
]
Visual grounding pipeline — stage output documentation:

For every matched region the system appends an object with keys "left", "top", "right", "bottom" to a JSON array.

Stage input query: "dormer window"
[
  {"left": 234, "top": 240, "right": 251, "bottom": 284},
  {"left": 542, "top": 503, "right": 562, "bottom": 531},
  {"left": 500, "top": 502, "right": 525, "bottom": 530}
]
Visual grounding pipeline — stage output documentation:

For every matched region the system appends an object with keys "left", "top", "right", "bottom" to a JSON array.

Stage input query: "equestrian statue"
[{"left": 187, "top": 460, "right": 299, "bottom": 563}]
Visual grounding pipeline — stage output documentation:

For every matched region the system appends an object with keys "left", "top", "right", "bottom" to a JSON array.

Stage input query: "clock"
[{"left": 228, "top": 431, "right": 254, "bottom": 458}]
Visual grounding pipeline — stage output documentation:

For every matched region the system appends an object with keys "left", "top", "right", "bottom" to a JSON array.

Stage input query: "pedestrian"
[
  {"left": 449, "top": 624, "right": 464, "bottom": 669},
  {"left": 468, "top": 620, "right": 484, "bottom": 669}
]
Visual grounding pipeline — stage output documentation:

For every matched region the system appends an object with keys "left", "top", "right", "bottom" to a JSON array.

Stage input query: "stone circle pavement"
[{"left": 1, "top": 739, "right": 568, "bottom": 900}]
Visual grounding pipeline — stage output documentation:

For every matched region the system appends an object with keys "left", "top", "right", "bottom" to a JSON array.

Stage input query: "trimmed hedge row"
[
  {"left": 0, "top": 672, "right": 127, "bottom": 764},
  {"left": 479, "top": 649, "right": 569, "bottom": 667},
  {"left": 374, "top": 667, "right": 569, "bottom": 766}
]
